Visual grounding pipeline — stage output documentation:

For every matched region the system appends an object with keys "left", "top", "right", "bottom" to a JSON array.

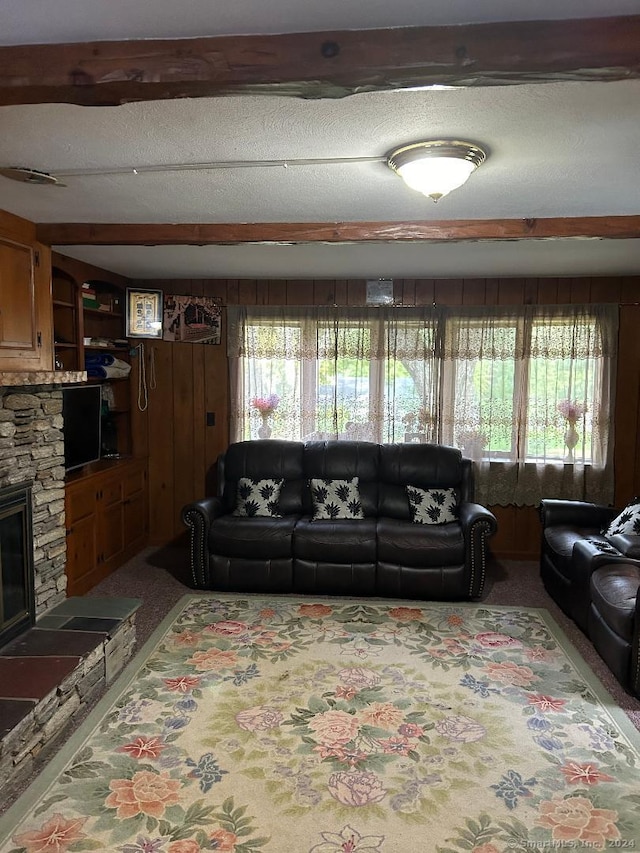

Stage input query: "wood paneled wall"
[
  {"left": 130, "top": 280, "right": 229, "bottom": 549},
  {"left": 131, "top": 276, "right": 640, "bottom": 559}
]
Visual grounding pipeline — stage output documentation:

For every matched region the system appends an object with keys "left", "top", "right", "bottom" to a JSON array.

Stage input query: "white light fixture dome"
[{"left": 387, "top": 140, "right": 487, "bottom": 202}]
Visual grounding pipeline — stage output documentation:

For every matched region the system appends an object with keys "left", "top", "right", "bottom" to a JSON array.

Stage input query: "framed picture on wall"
[
  {"left": 125, "top": 288, "right": 164, "bottom": 338},
  {"left": 162, "top": 294, "right": 222, "bottom": 344}
]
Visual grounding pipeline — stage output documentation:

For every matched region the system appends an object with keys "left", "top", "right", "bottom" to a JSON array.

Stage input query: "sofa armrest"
[
  {"left": 606, "top": 534, "right": 640, "bottom": 560},
  {"left": 539, "top": 499, "right": 616, "bottom": 530},
  {"left": 181, "top": 497, "right": 224, "bottom": 589},
  {"left": 458, "top": 502, "right": 498, "bottom": 599},
  {"left": 458, "top": 501, "right": 498, "bottom": 533},
  {"left": 571, "top": 537, "right": 632, "bottom": 576}
]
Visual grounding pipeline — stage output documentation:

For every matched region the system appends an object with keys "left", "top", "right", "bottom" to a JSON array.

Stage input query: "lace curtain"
[
  {"left": 227, "top": 306, "right": 440, "bottom": 444},
  {"left": 227, "top": 303, "right": 618, "bottom": 506},
  {"left": 441, "top": 304, "right": 617, "bottom": 505}
]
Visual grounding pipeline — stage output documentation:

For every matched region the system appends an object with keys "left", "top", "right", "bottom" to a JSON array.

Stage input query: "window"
[
  {"left": 228, "top": 303, "right": 617, "bottom": 505},
  {"left": 444, "top": 311, "right": 607, "bottom": 466},
  {"left": 444, "top": 317, "right": 518, "bottom": 461}
]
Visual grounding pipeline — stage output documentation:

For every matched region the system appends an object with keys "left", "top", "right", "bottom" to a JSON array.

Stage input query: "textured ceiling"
[
  {"left": 1, "top": 1, "right": 639, "bottom": 280},
  {"left": 1, "top": 0, "right": 638, "bottom": 42},
  {"left": 56, "top": 240, "right": 640, "bottom": 282}
]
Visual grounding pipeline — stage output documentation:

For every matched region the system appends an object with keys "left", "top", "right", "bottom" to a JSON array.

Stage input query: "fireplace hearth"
[{"left": 0, "top": 482, "right": 35, "bottom": 649}]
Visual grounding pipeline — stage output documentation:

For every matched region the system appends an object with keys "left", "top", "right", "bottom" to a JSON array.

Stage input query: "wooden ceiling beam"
[
  {"left": 36, "top": 217, "right": 640, "bottom": 246},
  {"left": 2, "top": 16, "right": 640, "bottom": 106}
]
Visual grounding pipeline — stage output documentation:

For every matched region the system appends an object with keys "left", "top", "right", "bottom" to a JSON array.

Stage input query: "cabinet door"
[
  {"left": 99, "top": 476, "right": 124, "bottom": 568},
  {"left": 0, "top": 238, "right": 53, "bottom": 370},
  {"left": 65, "top": 480, "right": 98, "bottom": 596},
  {"left": 123, "top": 462, "right": 147, "bottom": 551}
]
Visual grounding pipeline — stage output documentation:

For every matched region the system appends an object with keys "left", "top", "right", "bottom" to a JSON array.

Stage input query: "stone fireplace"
[
  {"left": 0, "top": 372, "right": 83, "bottom": 634},
  {"left": 0, "top": 481, "right": 35, "bottom": 647}
]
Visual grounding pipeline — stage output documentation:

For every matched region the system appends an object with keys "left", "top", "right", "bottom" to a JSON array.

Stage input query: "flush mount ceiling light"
[{"left": 387, "top": 139, "right": 487, "bottom": 203}]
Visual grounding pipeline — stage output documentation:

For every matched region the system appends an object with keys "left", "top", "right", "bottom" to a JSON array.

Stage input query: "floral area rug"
[{"left": 2, "top": 595, "right": 640, "bottom": 852}]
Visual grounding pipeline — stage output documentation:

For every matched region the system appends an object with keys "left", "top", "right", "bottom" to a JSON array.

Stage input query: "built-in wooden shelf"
[{"left": 84, "top": 307, "right": 124, "bottom": 319}]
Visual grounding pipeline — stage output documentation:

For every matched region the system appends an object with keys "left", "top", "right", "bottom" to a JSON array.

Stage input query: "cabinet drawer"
[
  {"left": 66, "top": 481, "right": 97, "bottom": 525},
  {"left": 123, "top": 465, "right": 145, "bottom": 499},
  {"left": 101, "top": 478, "right": 123, "bottom": 507}
]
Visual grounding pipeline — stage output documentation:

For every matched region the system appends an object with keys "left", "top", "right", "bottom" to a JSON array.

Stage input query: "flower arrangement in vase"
[
  {"left": 557, "top": 399, "right": 587, "bottom": 462},
  {"left": 402, "top": 406, "right": 433, "bottom": 442},
  {"left": 251, "top": 394, "right": 280, "bottom": 438}
]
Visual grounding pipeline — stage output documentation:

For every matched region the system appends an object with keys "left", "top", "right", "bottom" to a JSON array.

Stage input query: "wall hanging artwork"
[
  {"left": 163, "top": 294, "right": 222, "bottom": 344},
  {"left": 125, "top": 288, "right": 164, "bottom": 338}
]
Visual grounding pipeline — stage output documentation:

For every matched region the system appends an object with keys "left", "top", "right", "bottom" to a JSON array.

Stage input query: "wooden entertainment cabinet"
[
  {"left": 51, "top": 253, "right": 150, "bottom": 594},
  {"left": 64, "top": 457, "right": 148, "bottom": 596}
]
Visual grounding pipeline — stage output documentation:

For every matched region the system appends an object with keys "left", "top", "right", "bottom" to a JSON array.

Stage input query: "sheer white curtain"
[
  {"left": 227, "top": 303, "right": 618, "bottom": 506},
  {"left": 227, "top": 305, "right": 440, "bottom": 444},
  {"left": 441, "top": 304, "right": 618, "bottom": 505}
]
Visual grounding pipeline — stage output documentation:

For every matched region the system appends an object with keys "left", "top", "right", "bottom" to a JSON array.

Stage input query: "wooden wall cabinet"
[
  {"left": 0, "top": 235, "right": 53, "bottom": 371},
  {"left": 65, "top": 458, "right": 148, "bottom": 595}
]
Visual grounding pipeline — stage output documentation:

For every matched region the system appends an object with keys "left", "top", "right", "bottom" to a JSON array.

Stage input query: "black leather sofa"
[
  {"left": 182, "top": 439, "right": 497, "bottom": 600},
  {"left": 540, "top": 498, "right": 640, "bottom": 695},
  {"left": 539, "top": 499, "right": 640, "bottom": 633}
]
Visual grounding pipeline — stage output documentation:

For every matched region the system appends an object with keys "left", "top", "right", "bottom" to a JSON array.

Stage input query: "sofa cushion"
[
  {"left": 407, "top": 486, "right": 458, "bottom": 525},
  {"left": 310, "top": 477, "right": 364, "bottom": 520},
  {"left": 233, "top": 477, "right": 283, "bottom": 517},
  {"left": 294, "top": 517, "right": 377, "bottom": 562},
  {"left": 378, "top": 443, "right": 468, "bottom": 517},
  {"left": 377, "top": 517, "right": 465, "bottom": 567},
  {"left": 379, "top": 443, "right": 464, "bottom": 487},
  {"left": 209, "top": 515, "right": 298, "bottom": 559},
  {"left": 221, "top": 440, "right": 306, "bottom": 515},
  {"left": 303, "top": 441, "right": 379, "bottom": 516},
  {"left": 604, "top": 499, "right": 640, "bottom": 537},
  {"left": 590, "top": 565, "right": 640, "bottom": 643}
]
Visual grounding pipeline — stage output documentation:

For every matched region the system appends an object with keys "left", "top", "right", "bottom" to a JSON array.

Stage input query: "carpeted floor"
[
  {"left": 2, "top": 544, "right": 639, "bottom": 816},
  {"left": 4, "top": 592, "right": 640, "bottom": 850},
  {"left": 88, "top": 543, "right": 640, "bottom": 727}
]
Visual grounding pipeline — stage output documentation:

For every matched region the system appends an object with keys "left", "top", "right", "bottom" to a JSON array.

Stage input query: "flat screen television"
[{"left": 61, "top": 384, "right": 102, "bottom": 472}]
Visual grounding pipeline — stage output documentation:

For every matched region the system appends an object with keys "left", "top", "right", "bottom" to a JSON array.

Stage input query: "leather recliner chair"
[
  {"left": 539, "top": 499, "right": 640, "bottom": 634},
  {"left": 539, "top": 498, "right": 640, "bottom": 696}
]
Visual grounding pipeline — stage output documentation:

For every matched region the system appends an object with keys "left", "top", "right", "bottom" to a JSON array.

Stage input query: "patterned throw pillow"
[
  {"left": 310, "top": 477, "right": 364, "bottom": 520},
  {"left": 406, "top": 486, "right": 458, "bottom": 525},
  {"left": 604, "top": 498, "right": 640, "bottom": 536},
  {"left": 233, "top": 477, "right": 283, "bottom": 517}
]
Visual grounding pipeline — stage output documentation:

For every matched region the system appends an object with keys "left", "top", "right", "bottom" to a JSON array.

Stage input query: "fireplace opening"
[{"left": 0, "top": 482, "right": 35, "bottom": 650}]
